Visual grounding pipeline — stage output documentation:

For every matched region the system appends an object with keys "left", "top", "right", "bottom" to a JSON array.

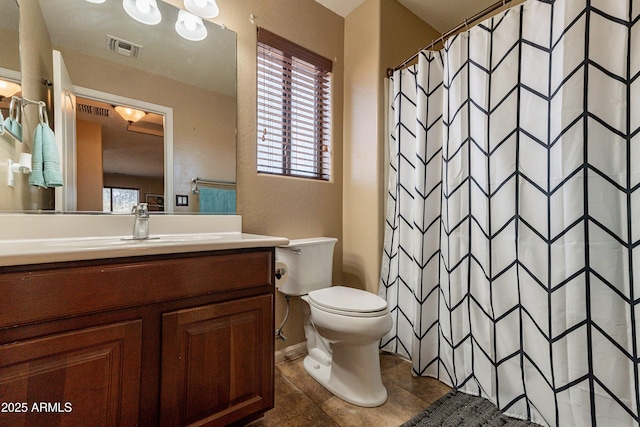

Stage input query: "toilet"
[{"left": 276, "top": 237, "right": 393, "bottom": 407}]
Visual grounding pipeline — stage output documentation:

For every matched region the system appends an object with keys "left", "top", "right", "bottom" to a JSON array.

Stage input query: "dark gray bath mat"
[{"left": 400, "top": 391, "right": 544, "bottom": 427}]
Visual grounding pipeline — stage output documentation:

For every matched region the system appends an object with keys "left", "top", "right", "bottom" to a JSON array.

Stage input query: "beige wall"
[
  {"left": 76, "top": 120, "right": 103, "bottom": 211},
  {"left": 343, "top": 0, "right": 438, "bottom": 295},
  {"left": 343, "top": 0, "right": 381, "bottom": 293},
  {"left": 0, "top": 28, "right": 20, "bottom": 71},
  {"left": 76, "top": 119, "right": 166, "bottom": 212},
  {"left": 381, "top": 0, "right": 440, "bottom": 72},
  {"left": 209, "top": 0, "right": 344, "bottom": 350}
]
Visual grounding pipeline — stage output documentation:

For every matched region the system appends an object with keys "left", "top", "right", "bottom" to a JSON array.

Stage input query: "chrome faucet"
[{"left": 131, "top": 202, "right": 149, "bottom": 240}]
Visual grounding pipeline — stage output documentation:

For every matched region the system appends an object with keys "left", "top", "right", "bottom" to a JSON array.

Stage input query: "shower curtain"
[{"left": 380, "top": 0, "right": 640, "bottom": 426}]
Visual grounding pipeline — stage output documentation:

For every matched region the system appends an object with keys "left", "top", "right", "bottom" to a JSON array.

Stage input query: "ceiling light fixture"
[
  {"left": 175, "top": 10, "right": 207, "bottom": 41},
  {"left": 0, "top": 80, "right": 21, "bottom": 98},
  {"left": 123, "top": 0, "right": 162, "bottom": 25},
  {"left": 85, "top": 0, "right": 106, "bottom": 3},
  {"left": 115, "top": 106, "right": 146, "bottom": 123},
  {"left": 184, "top": 0, "right": 219, "bottom": 19}
]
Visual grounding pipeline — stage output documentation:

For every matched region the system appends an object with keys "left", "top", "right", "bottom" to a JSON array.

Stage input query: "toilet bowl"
[
  {"left": 276, "top": 238, "right": 393, "bottom": 407},
  {"left": 302, "top": 286, "right": 392, "bottom": 407}
]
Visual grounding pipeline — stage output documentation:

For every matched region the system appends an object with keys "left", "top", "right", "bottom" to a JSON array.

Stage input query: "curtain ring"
[{"left": 464, "top": 19, "right": 469, "bottom": 32}]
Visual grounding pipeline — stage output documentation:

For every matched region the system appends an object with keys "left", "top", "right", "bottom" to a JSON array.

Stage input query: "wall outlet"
[{"left": 176, "top": 195, "right": 188, "bottom": 206}]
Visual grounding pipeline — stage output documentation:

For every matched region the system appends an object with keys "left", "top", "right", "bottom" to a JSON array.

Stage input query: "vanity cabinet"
[
  {"left": 160, "top": 295, "right": 272, "bottom": 426},
  {"left": 0, "top": 248, "right": 275, "bottom": 427},
  {"left": 0, "top": 320, "right": 143, "bottom": 426}
]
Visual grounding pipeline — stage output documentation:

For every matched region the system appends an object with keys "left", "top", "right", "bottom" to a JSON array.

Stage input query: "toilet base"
[{"left": 303, "top": 341, "right": 388, "bottom": 407}]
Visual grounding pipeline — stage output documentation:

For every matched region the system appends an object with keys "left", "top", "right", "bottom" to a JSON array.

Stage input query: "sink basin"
[
  {"left": 142, "top": 234, "right": 223, "bottom": 243},
  {"left": 48, "top": 237, "right": 131, "bottom": 248},
  {"left": 47, "top": 234, "right": 223, "bottom": 248}
]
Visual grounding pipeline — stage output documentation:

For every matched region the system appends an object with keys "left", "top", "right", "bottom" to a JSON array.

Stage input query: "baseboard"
[{"left": 275, "top": 341, "right": 307, "bottom": 364}]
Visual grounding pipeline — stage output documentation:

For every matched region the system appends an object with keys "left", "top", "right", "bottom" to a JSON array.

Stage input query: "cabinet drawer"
[{"left": 0, "top": 249, "right": 274, "bottom": 328}]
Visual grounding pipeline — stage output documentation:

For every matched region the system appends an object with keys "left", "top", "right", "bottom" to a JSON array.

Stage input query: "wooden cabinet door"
[
  {"left": 160, "top": 295, "right": 274, "bottom": 427},
  {"left": 0, "top": 320, "right": 142, "bottom": 427}
]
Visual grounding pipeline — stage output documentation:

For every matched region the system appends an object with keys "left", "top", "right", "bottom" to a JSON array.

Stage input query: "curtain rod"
[{"left": 386, "top": 0, "right": 516, "bottom": 77}]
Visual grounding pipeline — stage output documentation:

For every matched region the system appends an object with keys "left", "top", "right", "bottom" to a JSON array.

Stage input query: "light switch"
[{"left": 176, "top": 195, "right": 188, "bottom": 206}]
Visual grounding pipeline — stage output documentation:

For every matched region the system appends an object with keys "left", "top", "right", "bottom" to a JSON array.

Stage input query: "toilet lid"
[{"left": 307, "top": 286, "right": 388, "bottom": 317}]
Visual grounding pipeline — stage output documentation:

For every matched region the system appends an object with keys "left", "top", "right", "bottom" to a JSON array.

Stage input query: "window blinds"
[{"left": 257, "top": 28, "right": 332, "bottom": 180}]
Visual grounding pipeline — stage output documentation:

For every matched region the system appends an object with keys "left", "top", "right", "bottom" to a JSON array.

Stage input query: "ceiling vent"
[
  {"left": 106, "top": 35, "right": 142, "bottom": 58},
  {"left": 78, "top": 103, "right": 111, "bottom": 117}
]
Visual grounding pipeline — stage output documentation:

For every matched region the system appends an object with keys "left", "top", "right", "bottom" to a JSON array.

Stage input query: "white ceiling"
[{"left": 314, "top": 0, "right": 499, "bottom": 33}]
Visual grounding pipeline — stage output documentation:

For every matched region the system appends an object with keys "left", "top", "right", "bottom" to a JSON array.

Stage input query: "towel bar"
[{"left": 191, "top": 177, "right": 236, "bottom": 194}]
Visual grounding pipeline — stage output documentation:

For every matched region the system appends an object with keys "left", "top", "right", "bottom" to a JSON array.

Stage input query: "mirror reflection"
[
  {"left": 76, "top": 96, "right": 165, "bottom": 212},
  {"left": 0, "top": 0, "right": 22, "bottom": 155},
  {"left": 3, "top": 0, "right": 236, "bottom": 212}
]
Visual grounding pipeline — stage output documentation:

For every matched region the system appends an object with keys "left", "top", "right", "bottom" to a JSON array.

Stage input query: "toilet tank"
[{"left": 275, "top": 237, "right": 337, "bottom": 296}]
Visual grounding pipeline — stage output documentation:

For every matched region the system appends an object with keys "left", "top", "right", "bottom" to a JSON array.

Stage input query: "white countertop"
[{"left": 0, "top": 214, "right": 289, "bottom": 267}]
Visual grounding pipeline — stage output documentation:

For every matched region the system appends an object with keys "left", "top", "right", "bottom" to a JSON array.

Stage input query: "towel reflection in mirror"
[
  {"left": 2, "top": 96, "right": 22, "bottom": 140},
  {"left": 27, "top": 100, "right": 63, "bottom": 188}
]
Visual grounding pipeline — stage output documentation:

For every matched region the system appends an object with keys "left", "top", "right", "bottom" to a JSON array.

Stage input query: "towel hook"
[
  {"left": 9, "top": 96, "right": 20, "bottom": 122},
  {"left": 38, "top": 102, "right": 48, "bottom": 126}
]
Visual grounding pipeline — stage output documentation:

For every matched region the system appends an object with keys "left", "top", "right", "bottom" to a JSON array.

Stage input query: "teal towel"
[
  {"left": 29, "top": 123, "right": 63, "bottom": 188},
  {"left": 198, "top": 187, "right": 236, "bottom": 214},
  {"left": 29, "top": 123, "right": 45, "bottom": 187},
  {"left": 2, "top": 117, "right": 21, "bottom": 140},
  {"left": 11, "top": 119, "right": 22, "bottom": 140}
]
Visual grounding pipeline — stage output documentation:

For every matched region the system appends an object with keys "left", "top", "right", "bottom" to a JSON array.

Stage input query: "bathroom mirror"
[
  {"left": 0, "top": 0, "right": 21, "bottom": 144},
  {"left": 5, "top": 0, "right": 236, "bottom": 212}
]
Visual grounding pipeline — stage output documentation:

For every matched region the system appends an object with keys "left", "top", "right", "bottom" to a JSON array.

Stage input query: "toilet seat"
[{"left": 307, "top": 286, "right": 388, "bottom": 317}]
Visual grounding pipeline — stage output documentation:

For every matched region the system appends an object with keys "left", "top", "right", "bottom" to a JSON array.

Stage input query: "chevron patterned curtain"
[{"left": 380, "top": 0, "right": 640, "bottom": 426}]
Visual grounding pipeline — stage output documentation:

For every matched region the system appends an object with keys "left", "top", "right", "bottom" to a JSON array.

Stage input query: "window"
[
  {"left": 103, "top": 187, "right": 139, "bottom": 213},
  {"left": 257, "top": 28, "right": 332, "bottom": 180}
]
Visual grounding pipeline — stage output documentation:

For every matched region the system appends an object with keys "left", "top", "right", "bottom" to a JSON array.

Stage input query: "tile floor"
[{"left": 252, "top": 352, "right": 451, "bottom": 427}]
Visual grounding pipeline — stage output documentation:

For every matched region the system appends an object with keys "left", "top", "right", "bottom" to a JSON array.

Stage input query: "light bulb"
[
  {"left": 184, "top": 0, "right": 219, "bottom": 18},
  {"left": 115, "top": 105, "right": 146, "bottom": 122},
  {"left": 0, "top": 79, "right": 21, "bottom": 98},
  {"left": 175, "top": 9, "right": 207, "bottom": 41},
  {"left": 136, "top": 0, "right": 151, "bottom": 14},
  {"left": 123, "top": 0, "right": 161, "bottom": 25}
]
